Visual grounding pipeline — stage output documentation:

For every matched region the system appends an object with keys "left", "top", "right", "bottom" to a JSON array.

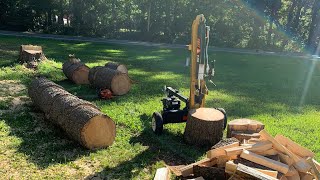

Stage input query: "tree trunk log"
[
  {"left": 62, "top": 61, "right": 90, "bottom": 85},
  {"left": 184, "top": 108, "right": 225, "bottom": 147},
  {"left": 105, "top": 62, "right": 128, "bottom": 74},
  {"left": 89, "top": 67, "right": 131, "bottom": 95},
  {"left": 28, "top": 77, "right": 116, "bottom": 149},
  {"left": 88, "top": 66, "right": 104, "bottom": 84}
]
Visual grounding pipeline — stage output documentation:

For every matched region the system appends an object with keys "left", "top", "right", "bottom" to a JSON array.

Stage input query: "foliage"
[
  {"left": 0, "top": 35, "right": 320, "bottom": 179},
  {"left": 0, "top": 0, "right": 319, "bottom": 53}
]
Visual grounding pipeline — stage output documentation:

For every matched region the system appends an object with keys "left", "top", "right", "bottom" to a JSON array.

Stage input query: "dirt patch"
[
  {"left": 0, "top": 80, "right": 31, "bottom": 115},
  {"left": 0, "top": 80, "right": 27, "bottom": 96}
]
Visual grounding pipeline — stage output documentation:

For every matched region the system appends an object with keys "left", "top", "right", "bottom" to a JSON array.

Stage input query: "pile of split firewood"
[{"left": 154, "top": 129, "right": 319, "bottom": 180}]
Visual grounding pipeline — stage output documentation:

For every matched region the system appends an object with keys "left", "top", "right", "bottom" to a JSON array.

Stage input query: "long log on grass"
[
  {"left": 62, "top": 61, "right": 90, "bottom": 85},
  {"left": 89, "top": 67, "right": 131, "bottom": 95},
  {"left": 105, "top": 62, "right": 128, "bottom": 74},
  {"left": 28, "top": 77, "right": 116, "bottom": 149}
]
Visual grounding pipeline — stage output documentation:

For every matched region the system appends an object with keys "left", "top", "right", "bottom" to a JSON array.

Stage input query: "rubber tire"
[
  {"left": 152, "top": 112, "right": 164, "bottom": 135},
  {"left": 216, "top": 108, "right": 227, "bottom": 130}
]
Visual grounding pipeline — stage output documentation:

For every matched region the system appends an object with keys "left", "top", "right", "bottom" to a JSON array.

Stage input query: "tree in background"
[{"left": 0, "top": 0, "right": 319, "bottom": 53}]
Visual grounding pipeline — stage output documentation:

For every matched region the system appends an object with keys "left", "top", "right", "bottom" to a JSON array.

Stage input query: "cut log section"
[
  {"left": 18, "top": 45, "right": 47, "bottom": 68},
  {"left": 62, "top": 61, "right": 90, "bottom": 85},
  {"left": 89, "top": 67, "right": 131, "bottom": 95},
  {"left": 184, "top": 108, "right": 225, "bottom": 147},
  {"left": 88, "top": 66, "right": 104, "bottom": 84},
  {"left": 28, "top": 77, "right": 116, "bottom": 149},
  {"left": 105, "top": 62, "right": 128, "bottom": 74},
  {"left": 227, "top": 119, "right": 265, "bottom": 140}
]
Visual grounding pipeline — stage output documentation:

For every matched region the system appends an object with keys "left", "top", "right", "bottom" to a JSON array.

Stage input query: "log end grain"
[
  {"left": 190, "top": 108, "right": 224, "bottom": 121},
  {"left": 116, "top": 64, "right": 128, "bottom": 74},
  {"left": 111, "top": 73, "right": 132, "bottom": 95},
  {"left": 81, "top": 114, "right": 116, "bottom": 149},
  {"left": 72, "top": 66, "right": 90, "bottom": 85},
  {"left": 105, "top": 62, "right": 128, "bottom": 74}
]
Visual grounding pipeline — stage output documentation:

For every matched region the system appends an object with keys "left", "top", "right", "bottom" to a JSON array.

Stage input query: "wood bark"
[
  {"left": 184, "top": 108, "right": 225, "bottom": 147},
  {"left": 88, "top": 66, "right": 104, "bottom": 84},
  {"left": 89, "top": 67, "right": 131, "bottom": 95},
  {"left": 28, "top": 77, "right": 116, "bottom": 149},
  {"left": 62, "top": 61, "right": 90, "bottom": 85},
  {"left": 105, "top": 62, "right": 128, "bottom": 74}
]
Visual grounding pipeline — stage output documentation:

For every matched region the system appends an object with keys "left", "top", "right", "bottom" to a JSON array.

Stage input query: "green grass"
[{"left": 0, "top": 35, "right": 319, "bottom": 179}]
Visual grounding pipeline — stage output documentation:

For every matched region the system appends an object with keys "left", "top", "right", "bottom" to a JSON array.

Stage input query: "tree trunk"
[
  {"left": 89, "top": 67, "right": 131, "bottom": 95},
  {"left": 291, "top": 1, "right": 303, "bottom": 34},
  {"left": 62, "top": 61, "right": 90, "bottom": 85},
  {"left": 48, "top": 10, "right": 52, "bottom": 27},
  {"left": 112, "top": 0, "right": 116, "bottom": 33},
  {"left": 28, "top": 78, "right": 116, "bottom": 149},
  {"left": 184, "top": 108, "right": 224, "bottom": 147},
  {"left": 58, "top": 0, "right": 64, "bottom": 25},
  {"left": 147, "top": 0, "right": 151, "bottom": 32},
  {"left": 105, "top": 62, "right": 128, "bottom": 74},
  {"left": 267, "top": 22, "right": 273, "bottom": 46},
  {"left": 307, "top": 0, "right": 320, "bottom": 52},
  {"left": 287, "top": 0, "right": 298, "bottom": 33}
]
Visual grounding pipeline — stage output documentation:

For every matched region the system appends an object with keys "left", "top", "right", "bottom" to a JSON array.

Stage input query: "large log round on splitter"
[
  {"left": 105, "top": 62, "right": 128, "bottom": 74},
  {"left": 89, "top": 67, "right": 131, "bottom": 95},
  {"left": 28, "top": 77, "right": 116, "bottom": 149},
  {"left": 184, "top": 108, "right": 225, "bottom": 147},
  {"left": 62, "top": 61, "right": 90, "bottom": 85}
]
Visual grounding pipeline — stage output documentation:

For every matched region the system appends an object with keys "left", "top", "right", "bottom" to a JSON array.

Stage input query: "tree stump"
[
  {"left": 105, "top": 62, "right": 128, "bottom": 74},
  {"left": 184, "top": 108, "right": 225, "bottom": 147},
  {"left": 227, "top": 119, "right": 264, "bottom": 141},
  {"left": 18, "top": 45, "right": 47, "bottom": 68},
  {"left": 89, "top": 67, "right": 131, "bottom": 95},
  {"left": 28, "top": 77, "right": 116, "bottom": 149},
  {"left": 62, "top": 61, "right": 90, "bottom": 85}
]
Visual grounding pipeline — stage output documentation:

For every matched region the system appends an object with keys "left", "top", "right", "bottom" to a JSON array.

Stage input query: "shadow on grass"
[
  {"left": 1, "top": 107, "right": 93, "bottom": 169},
  {"left": 84, "top": 114, "right": 207, "bottom": 179}
]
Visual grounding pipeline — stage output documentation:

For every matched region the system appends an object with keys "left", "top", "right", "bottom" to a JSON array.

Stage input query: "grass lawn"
[{"left": 0, "top": 35, "right": 319, "bottom": 179}]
